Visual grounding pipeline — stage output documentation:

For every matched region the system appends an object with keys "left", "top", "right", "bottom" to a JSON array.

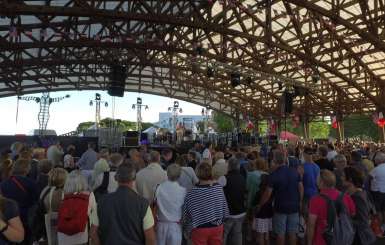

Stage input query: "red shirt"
[{"left": 309, "top": 188, "right": 356, "bottom": 245}]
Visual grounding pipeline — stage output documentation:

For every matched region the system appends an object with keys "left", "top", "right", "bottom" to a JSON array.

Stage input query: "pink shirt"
[{"left": 309, "top": 189, "right": 356, "bottom": 245}]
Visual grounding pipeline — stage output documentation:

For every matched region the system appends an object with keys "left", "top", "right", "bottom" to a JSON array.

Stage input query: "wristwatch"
[{"left": 0, "top": 223, "right": 8, "bottom": 233}]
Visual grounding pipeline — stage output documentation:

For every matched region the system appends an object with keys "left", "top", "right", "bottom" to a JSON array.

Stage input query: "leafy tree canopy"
[
  {"left": 212, "top": 111, "right": 235, "bottom": 133},
  {"left": 77, "top": 118, "right": 153, "bottom": 132}
]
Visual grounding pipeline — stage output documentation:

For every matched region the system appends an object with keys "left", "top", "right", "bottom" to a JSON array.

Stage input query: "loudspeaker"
[
  {"left": 283, "top": 91, "right": 294, "bottom": 114},
  {"left": 108, "top": 65, "right": 127, "bottom": 97}
]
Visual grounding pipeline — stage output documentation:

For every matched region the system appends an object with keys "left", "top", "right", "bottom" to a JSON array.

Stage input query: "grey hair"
[
  {"left": 167, "top": 164, "right": 182, "bottom": 181},
  {"left": 374, "top": 152, "right": 385, "bottom": 165},
  {"left": 227, "top": 158, "right": 240, "bottom": 172},
  {"left": 334, "top": 154, "right": 347, "bottom": 164},
  {"left": 150, "top": 150, "right": 160, "bottom": 163},
  {"left": 63, "top": 170, "right": 89, "bottom": 194},
  {"left": 115, "top": 162, "right": 136, "bottom": 183}
]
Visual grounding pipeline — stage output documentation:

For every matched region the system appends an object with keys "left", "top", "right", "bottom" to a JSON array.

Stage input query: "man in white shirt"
[
  {"left": 326, "top": 144, "right": 338, "bottom": 162},
  {"left": 370, "top": 152, "right": 385, "bottom": 226},
  {"left": 136, "top": 151, "right": 167, "bottom": 203},
  {"left": 155, "top": 164, "right": 186, "bottom": 245}
]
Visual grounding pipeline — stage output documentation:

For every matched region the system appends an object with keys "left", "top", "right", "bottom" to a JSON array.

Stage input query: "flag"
[
  {"left": 378, "top": 112, "right": 385, "bottom": 128},
  {"left": 332, "top": 116, "right": 338, "bottom": 129},
  {"left": 247, "top": 120, "right": 254, "bottom": 130}
]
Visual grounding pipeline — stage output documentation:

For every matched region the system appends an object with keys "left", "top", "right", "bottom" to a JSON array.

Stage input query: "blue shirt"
[
  {"left": 268, "top": 165, "right": 301, "bottom": 214},
  {"left": 303, "top": 162, "right": 320, "bottom": 199},
  {"left": 77, "top": 148, "right": 98, "bottom": 170}
]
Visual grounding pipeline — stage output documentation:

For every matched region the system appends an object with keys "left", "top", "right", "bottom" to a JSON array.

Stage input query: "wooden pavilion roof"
[{"left": 0, "top": 0, "right": 384, "bottom": 119}]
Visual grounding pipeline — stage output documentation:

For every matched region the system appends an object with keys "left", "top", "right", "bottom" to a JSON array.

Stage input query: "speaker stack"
[{"left": 108, "top": 65, "right": 127, "bottom": 97}]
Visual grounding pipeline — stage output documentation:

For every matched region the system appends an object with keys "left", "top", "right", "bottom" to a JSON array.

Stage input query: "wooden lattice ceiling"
[{"left": 0, "top": 0, "right": 384, "bottom": 119}]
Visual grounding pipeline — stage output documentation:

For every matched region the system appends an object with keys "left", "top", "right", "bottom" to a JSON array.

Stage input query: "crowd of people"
[{"left": 0, "top": 139, "right": 384, "bottom": 245}]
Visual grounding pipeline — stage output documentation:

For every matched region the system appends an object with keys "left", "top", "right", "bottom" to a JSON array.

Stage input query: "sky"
[{"left": 0, "top": 91, "right": 203, "bottom": 135}]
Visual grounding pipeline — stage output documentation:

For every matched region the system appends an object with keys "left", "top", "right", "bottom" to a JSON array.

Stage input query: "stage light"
[
  {"left": 95, "top": 93, "right": 101, "bottom": 101},
  {"left": 230, "top": 72, "right": 241, "bottom": 88},
  {"left": 137, "top": 97, "right": 142, "bottom": 105},
  {"left": 89, "top": 101, "right": 93, "bottom": 106},
  {"left": 104, "top": 102, "right": 108, "bottom": 107}
]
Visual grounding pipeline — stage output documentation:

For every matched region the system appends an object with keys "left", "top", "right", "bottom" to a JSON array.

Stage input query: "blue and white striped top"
[{"left": 182, "top": 183, "right": 229, "bottom": 233}]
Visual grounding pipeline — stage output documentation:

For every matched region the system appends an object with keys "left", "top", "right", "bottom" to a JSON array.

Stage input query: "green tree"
[
  {"left": 329, "top": 114, "right": 379, "bottom": 141},
  {"left": 77, "top": 121, "right": 94, "bottom": 132},
  {"left": 212, "top": 111, "right": 235, "bottom": 133},
  {"left": 309, "top": 121, "right": 330, "bottom": 139},
  {"left": 76, "top": 118, "right": 153, "bottom": 132}
]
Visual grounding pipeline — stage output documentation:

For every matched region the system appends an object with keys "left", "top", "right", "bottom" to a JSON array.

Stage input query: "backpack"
[
  {"left": 320, "top": 192, "right": 354, "bottom": 245},
  {"left": 57, "top": 193, "right": 89, "bottom": 235}
]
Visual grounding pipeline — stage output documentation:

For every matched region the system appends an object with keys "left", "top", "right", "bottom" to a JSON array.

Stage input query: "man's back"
[
  {"left": 309, "top": 189, "right": 356, "bottom": 245},
  {"left": 224, "top": 170, "right": 246, "bottom": 215},
  {"left": 136, "top": 163, "right": 167, "bottom": 203},
  {"left": 98, "top": 186, "right": 150, "bottom": 245},
  {"left": 268, "top": 165, "right": 301, "bottom": 214},
  {"left": 78, "top": 148, "right": 98, "bottom": 170},
  {"left": 303, "top": 162, "right": 320, "bottom": 199}
]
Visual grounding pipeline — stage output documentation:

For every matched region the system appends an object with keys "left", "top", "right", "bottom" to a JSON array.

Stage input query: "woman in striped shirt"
[{"left": 182, "top": 162, "right": 229, "bottom": 245}]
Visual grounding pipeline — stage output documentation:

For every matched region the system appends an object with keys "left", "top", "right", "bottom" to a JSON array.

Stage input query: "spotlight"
[
  {"left": 89, "top": 101, "right": 93, "bottom": 106},
  {"left": 95, "top": 93, "right": 101, "bottom": 101},
  {"left": 230, "top": 72, "right": 241, "bottom": 88},
  {"left": 104, "top": 102, "right": 108, "bottom": 107},
  {"left": 207, "top": 66, "right": 214, "bottom": 77}
]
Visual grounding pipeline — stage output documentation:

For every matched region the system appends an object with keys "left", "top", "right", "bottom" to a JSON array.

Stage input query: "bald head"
[{"left": 374, "top": 152, "right": 385, "bottom": 165}]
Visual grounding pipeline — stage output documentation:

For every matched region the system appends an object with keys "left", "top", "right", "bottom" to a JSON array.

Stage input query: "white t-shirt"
[
  {"left": 327, "top": 150, "right": 338, "bottom": 162},
  {"left": 202, "top": 149, "right": 212, "bottom": 160},
  {"left": 155, "top": 180, "right": 186, "bottom": 222},
  {"left": 370, "top": 163, "right": 385, "bottom": 193}
]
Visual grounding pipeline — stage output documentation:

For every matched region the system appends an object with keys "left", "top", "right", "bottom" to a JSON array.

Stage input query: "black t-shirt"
[
  {"left": 0, "top": 199, "right": 19, "bottom": 245},
  {"left": 315, "top": 158, "right": 335, "bottom": 171}
]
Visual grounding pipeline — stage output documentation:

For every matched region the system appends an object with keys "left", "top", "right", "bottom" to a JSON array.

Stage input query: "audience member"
[
  {"left": 36, "top": 159, "right": 53, "bottom": 195},
  {"left": 155, "top": 164, "right": 186, "bottom": 245},
  {"left": 370, "top": 152, "right": 385, "bottom": 227},
  {"left": 136, "top": 151, "right": 167, "bottom": 203},
  {"left": 223, "top": 158, "right": 247, "bottom": 245},
  {"left": 307, "top": 169, "right": 356, "bottom": 245},
  {"left": 57, "top": 170, "right": 99, "bottom": 245},
  {"left": 302, "top": 147, "right": 320, "bottom": 211},
  {"left": 315, "top": 145, "right": 334, "bottom": 171},
  {"left": 47, "top": 142, "right": 64, "bottom": 167},
  {"left": 77, "top": 142, "right": 98, "bottom": 170},
  {"left": 343, "top": 166, "right": 376, "bottom": 245},
  {"left": 98, "top": 163, "right": 156, "bottom": 245},
  {"left": 333, "top": 154, "right": 348, "bottom": 191},
  {"left": 175, "top": 155, "right": 198, "bottom": 191},
  {"left": 0, "top": 159, "right": 38, "bottom": 245},
  {"left": 258, "top": 150, "right": 303, "bottom": 245},
  {"left": 182, "top": 162, "right": 229, "bottom": 245},
  {"left": 0, "top": 194, "right": 25, "bottom": 244},
  {"left": 63, "top": 145, "right": 76, "bottom": 172}
]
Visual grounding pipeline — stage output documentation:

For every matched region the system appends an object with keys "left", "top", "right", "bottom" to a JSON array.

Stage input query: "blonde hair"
[
  {"left": 48, "top": 168, "right": 68, "bottom": 188},
  {"left": 319, "top": 169, "right": 336, "bottom": 188},
  {"left": 196, "top": 162, "right": 213, "bottom": 181}
]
